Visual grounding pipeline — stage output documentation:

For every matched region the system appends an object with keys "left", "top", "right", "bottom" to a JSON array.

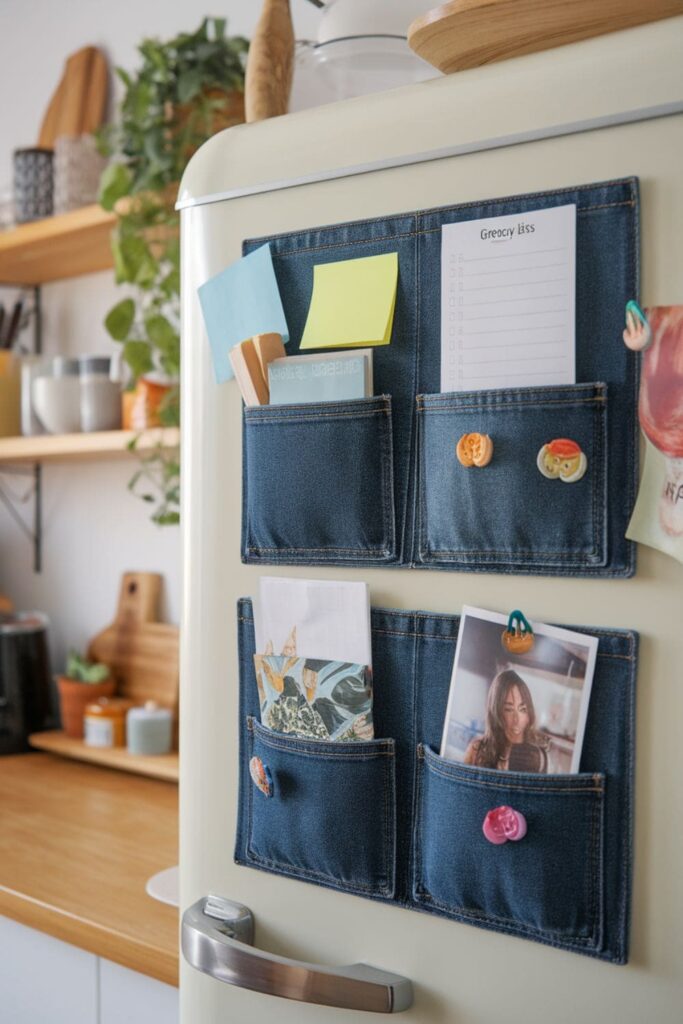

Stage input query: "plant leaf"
[
  {"left": 104, "top": 298, "right": 135, "bottom": 341},
  {"left": 98, "top": 162, "right": 133, "bottom": 211},
  {"left": 123, "top": 340, "right": 154, "bottom": 380}
]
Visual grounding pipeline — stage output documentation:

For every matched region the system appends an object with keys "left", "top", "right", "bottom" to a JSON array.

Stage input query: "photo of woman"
[
  {"left": 463, "top": 669, "right": 549, "bottom": 773},
  {"left": 441, "top": 606, "right": 598, "bottom": 774}
]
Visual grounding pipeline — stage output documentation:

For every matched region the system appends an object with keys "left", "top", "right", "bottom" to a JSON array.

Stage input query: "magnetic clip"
[
  {"left": 501, "top": 609, "right": 534, "bottom": 654},
  {"left": 623, "top": 299, "right": 651, "bottom": 352}
]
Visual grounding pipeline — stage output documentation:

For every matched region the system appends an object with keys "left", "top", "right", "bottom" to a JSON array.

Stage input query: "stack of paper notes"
[
  {"left": 198, "top": 243, "right": 289, "bottom": 384},
  {"left": 253, "top": 577, "right": 374, "bottom": 742},
  {"left": 268, "top": 349, "right": 373, "bottom": 405},
  {"left": 301, "top": 252, "right": 398, "bottom": 350}
]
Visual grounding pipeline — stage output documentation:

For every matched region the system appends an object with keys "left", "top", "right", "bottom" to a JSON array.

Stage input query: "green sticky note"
[{"left": 300, "top": 252, "right": 398, "bottom": 350}]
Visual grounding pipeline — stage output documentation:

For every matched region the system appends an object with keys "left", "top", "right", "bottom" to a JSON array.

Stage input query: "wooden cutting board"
[
  {"left": 87, "top": 572, "right": 179, "bottom": 717},
  {"left": 38, "top": 46, "right": 108, "bottom": 148}
]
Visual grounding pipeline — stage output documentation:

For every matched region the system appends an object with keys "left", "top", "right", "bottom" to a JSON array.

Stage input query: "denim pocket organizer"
[
  {"left": 247, "top": 718, "right": 396, "bottom": 896},
  {"left": 413, "top": 749, "right": 605, "bottom": 951},
  {"left": 416, "top": 384, "right": 608, "bottom": 570},
  {"left": 242, "top": 178, "right": 639, "bottom": 577},
  {"left": 236, "top": 599, "right": 637, "bottom": 963},
  {"left": 242, "top": 395, "right": 397, "bottom": 564}
]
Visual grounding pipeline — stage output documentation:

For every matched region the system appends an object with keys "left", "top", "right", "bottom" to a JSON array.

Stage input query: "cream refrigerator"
[{"left": 178, "top": 18, "right": 683, "bottom": 1024}]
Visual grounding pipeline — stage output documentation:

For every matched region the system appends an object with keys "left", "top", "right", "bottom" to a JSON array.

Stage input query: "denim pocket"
[
  {"left": 416, "top": 383, "right": 607, "bottom": 571},
  {"left": 412, "top": 746, "right": 605, "bottom": 949},
  {"left": 242, "top": 395, "right": 396, "bottom": 565},
  {"left": 247, "top": 718, "right": 396, "bottom": 897}
]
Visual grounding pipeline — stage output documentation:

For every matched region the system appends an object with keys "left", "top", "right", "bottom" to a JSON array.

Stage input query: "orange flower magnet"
[{"left": 456, "top": 432, "right": 494, "bottom": 467}]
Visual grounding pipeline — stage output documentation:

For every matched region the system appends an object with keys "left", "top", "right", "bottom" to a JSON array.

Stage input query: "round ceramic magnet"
[
  {"left": 249, "top": 755, "right": 273, "bottom": 797},
  {"left": 537, "top": 438, "right": 587, "bottom": 483},
  {"left": 483, "top": 806, "right": 527, "bottom": 845},
  {"left": 456, "top": 432, "right": 494, "bottom": 467}
]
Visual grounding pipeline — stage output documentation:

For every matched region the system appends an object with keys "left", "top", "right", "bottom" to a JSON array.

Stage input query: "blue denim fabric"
[
  {"left": 235, "top": 598, "right": 638, "bottom": 963},
  {"left": 247, "top": 719, "right": 395, "bottom": 896},
  {"left": 242, "top": 178, "right": 639, "bottom": 576}
]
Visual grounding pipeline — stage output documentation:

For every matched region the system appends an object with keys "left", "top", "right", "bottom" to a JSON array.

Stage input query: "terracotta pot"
[
  {"left": 56, "top": 674, "right": 116, "bottom": 739},
  {"left": 122, "top": 377, "right": 177, "bottom": 430}
]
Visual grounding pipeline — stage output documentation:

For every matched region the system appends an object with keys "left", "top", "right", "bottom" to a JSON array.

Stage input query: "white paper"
[
  {"left": 255, "top": 577, "right": 372, "bottom": 667},
  {"left": 441, "top": 205, "right": 576, "bottom": 392}
]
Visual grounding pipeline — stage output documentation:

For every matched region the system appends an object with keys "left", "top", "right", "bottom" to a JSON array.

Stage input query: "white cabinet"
[
  {"left": 0, "top": 917, "right": 97, "bottom": 1024},
  {"left": 100, "top": 959, "right": 179, "bottom": 1024},
  {"left": 0, "top": 916, "right": 178, "bottom": 1024}
]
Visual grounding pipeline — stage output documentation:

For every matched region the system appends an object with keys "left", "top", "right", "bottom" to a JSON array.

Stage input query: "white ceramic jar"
[{"left": 79, "top": 355, "right": 121, "bottom": 432}]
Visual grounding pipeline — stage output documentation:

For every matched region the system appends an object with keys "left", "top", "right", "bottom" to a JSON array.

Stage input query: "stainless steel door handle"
[{"left": 182, "top": 895, "right": 414, "bottom": 1013}]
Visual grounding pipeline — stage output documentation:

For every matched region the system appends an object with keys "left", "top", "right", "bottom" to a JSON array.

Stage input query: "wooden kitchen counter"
[{"left": 0, "top": 753, "right": 178, "bottom": 986}]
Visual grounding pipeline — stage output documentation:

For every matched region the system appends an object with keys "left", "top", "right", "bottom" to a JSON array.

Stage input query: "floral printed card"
[{"left": 254, "top": 654, "right": 373, "bottom": 742}]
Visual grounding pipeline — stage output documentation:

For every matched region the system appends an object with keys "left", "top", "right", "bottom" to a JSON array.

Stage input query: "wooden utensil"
[
  {"left": 88, "top": 572, "right": 179, "bottom": 721},
  {"left": 408, "top": 0, "right": 683, "bottom": 75},
  {"left": 38, "top": 46, "right": 108, "bottom": 148},
  {"left": 245, "top": 0, "right": 295, "bottom": 122}
]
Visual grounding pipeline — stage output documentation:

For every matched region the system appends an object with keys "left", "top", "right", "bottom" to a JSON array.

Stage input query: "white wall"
[{"left": 0, "top": 0, "right": 320, "bottom": 671}]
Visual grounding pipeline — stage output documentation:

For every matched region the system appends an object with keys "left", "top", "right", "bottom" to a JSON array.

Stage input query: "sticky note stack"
[
  {"left": 300, "top": 252, "right": 398, "bottom": 350},
  {"left": 229, "top": 333, "right": 286, "bottom": 406}
]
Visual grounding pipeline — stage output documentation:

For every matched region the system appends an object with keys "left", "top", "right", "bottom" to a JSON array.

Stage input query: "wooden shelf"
[
  {"left": 29, "top": 731, "right": 179, "bottom": 783},
  {"left": 408, "top": 0, "right": 683, "bottom": 74},
  {"left": 0, "top": 427, "right": 179, "bottom": 465},
  {"left": 0, "top": 204, "right": 115, "bottom": 285}
]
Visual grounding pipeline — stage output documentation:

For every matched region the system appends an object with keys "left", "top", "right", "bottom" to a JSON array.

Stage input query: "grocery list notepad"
[{"left": 440, "top": 205, "right": 576, "bottom": 392}]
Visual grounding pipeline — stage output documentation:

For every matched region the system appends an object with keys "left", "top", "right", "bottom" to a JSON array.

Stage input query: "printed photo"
[{"left": 440, "top": 606, "right": 598, "bottom": 774}]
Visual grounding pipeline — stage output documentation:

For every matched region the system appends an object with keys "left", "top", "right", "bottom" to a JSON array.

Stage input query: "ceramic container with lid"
[
  {"left": 127, "top": 701, "right": 173, "bottom": 756},
  {"left": 79, "top": 355, "right": 121, "bottom": 432}
]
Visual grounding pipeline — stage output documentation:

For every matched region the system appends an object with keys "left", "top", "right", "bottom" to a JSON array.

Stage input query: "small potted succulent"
[{"left": 56, "top": 650, "right": 115, "bottom": 739}]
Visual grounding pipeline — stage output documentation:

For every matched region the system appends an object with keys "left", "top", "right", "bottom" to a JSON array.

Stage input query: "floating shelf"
[
  {"left": 0, "top": 204, "right": 116, "bottom": 285},
  {"left": 0, "top": 427, "right": 179, "bottom": 466},
  {"left": 29, "top": 730, "right": 179, "bottom": 783}
]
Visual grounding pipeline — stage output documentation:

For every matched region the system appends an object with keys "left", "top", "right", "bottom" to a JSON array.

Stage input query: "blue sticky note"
[{"left": 198, "top": 243, "right": 289, "bottom": 383}]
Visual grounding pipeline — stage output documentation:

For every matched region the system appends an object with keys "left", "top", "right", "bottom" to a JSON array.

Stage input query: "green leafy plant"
[
  {"left": 99, "top": 17, "right": 249, "bottom": 524},
  {"left": 65, "top": 650, "right": 111, "bottom": 684}
]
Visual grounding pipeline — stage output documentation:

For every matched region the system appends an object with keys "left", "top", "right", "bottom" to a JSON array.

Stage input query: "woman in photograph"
[{"left": 464, "top": 669, "right": 549, "bottom": 772}]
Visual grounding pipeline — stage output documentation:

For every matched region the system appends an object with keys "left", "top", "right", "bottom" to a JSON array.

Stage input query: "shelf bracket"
[{"left": 0, "top": 463, "right": 42, "bottom": 573}]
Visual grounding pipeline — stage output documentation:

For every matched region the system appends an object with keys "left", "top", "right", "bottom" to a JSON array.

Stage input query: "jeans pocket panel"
[
  {"left": 412, "top": 746, "right": 605, "bottom": 949},
  {"left": 247, "top": 718, "right": 397, "bottom": 897},
  {"left": 416, "top": 384, "right": 607, "bottom": 569},
  {"left": 243, "top": 395, "right": 396, "bottom": 565}
]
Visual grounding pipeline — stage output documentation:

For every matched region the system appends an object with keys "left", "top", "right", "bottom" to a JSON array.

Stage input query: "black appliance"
[{"left": 0, "top": 612, "right": 52, "bottom": 754}]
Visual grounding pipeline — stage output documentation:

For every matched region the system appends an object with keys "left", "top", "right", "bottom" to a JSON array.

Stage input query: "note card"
[
  {"left": 198, "top": 243, "right": 289, "bottom": 384},
  {"left": 300, "top": 252, "right": 398, "bottom": 350},
  {"left": 440, "top": 205, "right": 576, "bottom": 392}
]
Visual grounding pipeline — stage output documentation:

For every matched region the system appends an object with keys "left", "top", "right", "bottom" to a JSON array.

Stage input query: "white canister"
[
  {"left": 127, "top": 701, "right": 173, "bottom": 756},
  {"left": 79, "top": 356, "right": 122, "bottom": 432}
]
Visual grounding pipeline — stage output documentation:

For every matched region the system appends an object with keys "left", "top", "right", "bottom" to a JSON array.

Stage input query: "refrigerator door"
[{"left": 179, "top": 18, "right": 683, "bottom": 1024}]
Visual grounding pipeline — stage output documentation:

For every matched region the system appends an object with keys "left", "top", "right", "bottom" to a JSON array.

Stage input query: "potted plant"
[
  {"left": 98, "top": 17, "right": 249, "bottom": 524},
  {"left": 56, "top": 650, "right": 115, "bottom": 739}
]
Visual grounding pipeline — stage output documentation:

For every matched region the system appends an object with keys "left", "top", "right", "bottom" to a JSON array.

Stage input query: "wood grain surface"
[
  {"left": 408, "top": 0, "right": 683, "bottom": 73},
  {"left": 245, "top": 0, "right": 295, "bottom": 122},
  {"left": 38, "top": 46, "right": 108, "bottom": 147},
  {"left": 0, "top": 204, "right": 115, "bottom": 285},
  {"left": 0, "top": 754, "right": 178, "bottom": 985},
  {"left": 88, "top": 573, "right": 179, "bottom": 724},
  {"left": 29, "top": 730, "right": 179, "bottom": 782}
]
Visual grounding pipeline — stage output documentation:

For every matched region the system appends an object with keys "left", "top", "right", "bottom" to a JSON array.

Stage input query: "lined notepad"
[{"left": 441, "top": 205, "right": 576, "bottom": 392}]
